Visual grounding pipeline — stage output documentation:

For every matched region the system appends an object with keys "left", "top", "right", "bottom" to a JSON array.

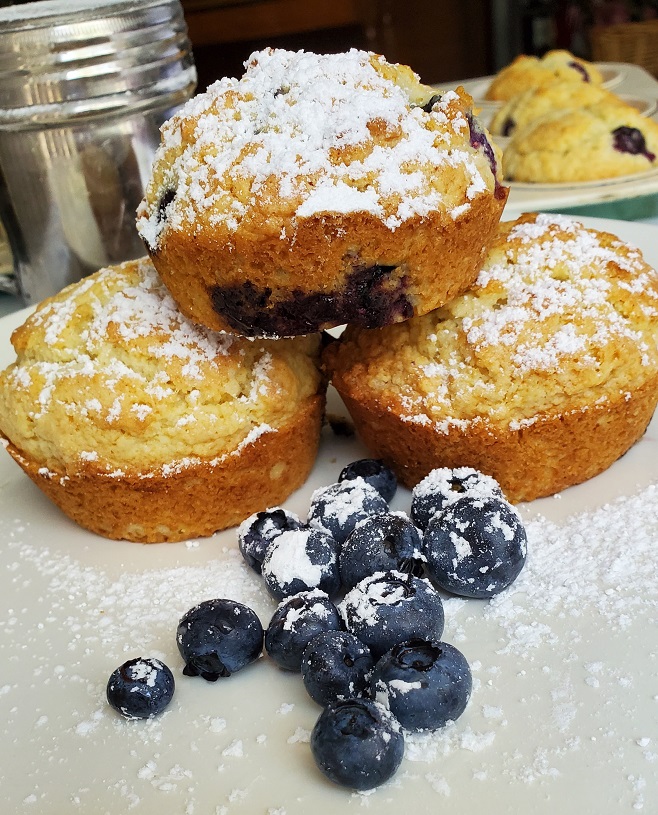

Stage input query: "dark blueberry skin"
[
  {"left": 411, "top": 466, "right": 505, "bottom": 530},
  {"left": 372, "top": 638, "right": 472, "bottom": 731},
  {"left": 467, "top": 111, "right": 507, "bottom": 200},
  {"left": 265, "top": 590, "right": 343, "bottom": 672},
  {"left": 237, "top": 507, "right": 304, "bottom": 574},
  {"left": 339, "top": 513, "right": 425, "bottom": 591},
  {"left": 501, "top": 116, "right": 515, "bottom": 136},
  {"left": 209, "top": 262, "right": 413, "bottom": 338},
  {"left": 310, "top": 698, "right": 404, "bottom": 790},
  {"left": 339, "top": 570, "right": 445, "bottom": 659},
  {"left": 568, "top": 60, "right": 590, "bottom": 82},
  {"left": 261, "top": 527, "right": 341, "bottom": 600},
  {"left": 423, "top": 495, "right": 527, "bottom": 599},
  {"left": 302, "top": 630, "right": 375, "bottom": 707},
  {"left": 307, "top": 479, "right": 389, "bottom": 545},
  {"left": 338, "top": 458, "right": 397, "bottom": 502},
  {"left": 421, "top": 93, "right": 442, "bottom": 112},
  {"left": 106, "top": 657, "right": 175, "bottom": 720},
  {"left": 176, "top": 599, "right": 263, "bottom": 681},
  {"left": 612, "top": 126, "right": 656, "bottom": 161}
]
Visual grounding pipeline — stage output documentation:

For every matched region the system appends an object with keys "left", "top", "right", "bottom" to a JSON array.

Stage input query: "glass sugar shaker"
[{"left": 0, "top": 0, "right": 197, "bottom": 305}]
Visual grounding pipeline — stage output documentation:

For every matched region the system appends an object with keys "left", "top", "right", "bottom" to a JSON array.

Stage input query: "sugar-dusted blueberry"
[
  {"left": 310, "top": 698, "right": 404, "bottom": 790},
  {"left": 157, "top": 187, "right": 176, "bottom": 225},
  {"left": 411, "top": 466, "right": 504, "bottom": 530},
  {"left": 372, "top": 638, "right": 472, "bottom": 731},
  {"left": 338, "top": 458, "right": 397, "bottom": 502},
  {"left": 261, "top": 527, "right": 341, "bottom": 600},
  {"left": 339, "top": 570, "right": 445, "bottom": 659},
  {"left": 176, "top": 598, "right": 263, "bottom": 681},
  {"left": 302, "top": 630, "right": 375, "bottom": 707},
  {"left": 421, "top": 93, "right": 442, "bottom": 112},
  {"left": 237, "top": 507, "right": 304, "bottom": 574},
  {"left": 339, "top": 512, "right": 425, "bottom": 590},
  {"left": 612, "top": 126, "right": 656, "bottom": 160},
  {"left": 423, "top": 495, "right": 527, "bottom": 599},
  {"left": 307, "top": 479, "right": 388, "bottom": 545},
  {"left": 106, "top": 657, "right": 175, "bottom": 720},
  {"left": 265, "top": 589, "right": 343, "bottom": 672}
]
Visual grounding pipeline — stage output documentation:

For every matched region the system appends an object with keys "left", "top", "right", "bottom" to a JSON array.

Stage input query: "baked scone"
[
  {"left": 486, "top": 49, "right": 604, "bottom": 102},
  {"left": 503, "top": 102, "right": 658, "bottom": 182},
  {"left": 324, "top": 213, "right": 658, "bottom": 503},
  {"left": 489, "top": 79, "right": 625, "bottom": 137},
  {"left": 137, "top": 48, "right": 507, "bottom": 338},
  {"left": 0, "top": 258, "right": 325, "bottom": 542}
]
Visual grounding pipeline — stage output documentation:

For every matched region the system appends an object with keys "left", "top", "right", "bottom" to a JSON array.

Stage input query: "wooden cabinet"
[{"left": 182, "top": 0, "right": 493, "bottom": 87}]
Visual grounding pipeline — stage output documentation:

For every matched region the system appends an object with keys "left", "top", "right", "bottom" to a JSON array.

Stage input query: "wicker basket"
[{"left": 591, "top": 20, "right": 658, "bottom": 77}]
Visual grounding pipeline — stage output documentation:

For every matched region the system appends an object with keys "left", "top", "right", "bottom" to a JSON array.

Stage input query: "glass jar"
[{"left": 0, "top": 0, "right": 197, "bottom": 304}]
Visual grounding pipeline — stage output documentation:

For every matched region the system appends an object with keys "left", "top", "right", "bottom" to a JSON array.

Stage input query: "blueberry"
[
  {"left": 307, "top": 480, "right": 389, "bottom": 545},
  {"left": 339, "top": 512, "right": 425, "bottom": 590},
  {"left": 501, "top": 116, "right": 515, "bottom": 136},
  {"left": 157, "top": 187, "right": 176, "bottom": 225},
  {"left": 421, "top": 93, "right": 442, "bottom": 112},
  {"left": 106, "top": 657, "right": 175, "bottom": 720},
  {"left": 176, "top": 599, "right": 263, "bottom": 681},
  {"left": 237, "top": 507, "right": 304, "bottom": 574},
  {"left": 411, "top": 466, "right": 504, "bottom": 530},
  {"left": 339, "top": 571, "right": 445, "bottom": 659},
  {"left": 568, "top": 60, "right": 590, "bottom": 82},
  {"left": 310, "top": 698, "right": 404, "bottom": 790},
  {"left": 612, "top": 126, "right": 656, "bottom": 161},
  {"left": 372, "top": 638, "right": 472, "bottom": 731},
  {"left": 264, "top": 590, "right": 343, "bottom": 672},
  {"left": 423, "top": 495, "right": 527, "bottom": 599},
  {"left": 261, "top": 527, "right": 341, "bottom": 600},
  {"left": 338, "top": 459, "right": 397, "bottom": 502},
  {"left": 302, "top": 630, "right": 375, "bottom": 706}
]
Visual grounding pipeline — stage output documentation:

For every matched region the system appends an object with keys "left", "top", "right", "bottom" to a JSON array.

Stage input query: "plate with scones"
[{"left": 0, "top": 48, "right": 657, "bottom": 815}]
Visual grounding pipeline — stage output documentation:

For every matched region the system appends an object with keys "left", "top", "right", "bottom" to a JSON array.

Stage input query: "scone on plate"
[
  {"left": 489, "top": 79, "right": 625, "bottom": 137},
  {"left": 486, "top": 49, "right": 604, "bottom": 102},
  {"left": 503, "top": 102, "right": 658, "bottom": 182},
  {"left": 137, "top": 48, "right": 507, "bottom": 338},
  {"left": 324, "top": 213, "right": 658, "bottom": 503},
  {"left": 0, "top": 258, "right": 325, "bottom": 542}
]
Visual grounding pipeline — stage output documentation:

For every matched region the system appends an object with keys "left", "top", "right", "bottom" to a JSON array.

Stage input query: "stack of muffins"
[
  {"left": 1, "top": 48, "right": 657, "bottom": 541},
  {"left": 484, "top": 49, "right": 658, "bottom": 183}
]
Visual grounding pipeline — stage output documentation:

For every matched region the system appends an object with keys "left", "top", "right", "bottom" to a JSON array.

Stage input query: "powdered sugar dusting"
[{"left": 137, "top": 49, "right": 494, "bottom": 243}]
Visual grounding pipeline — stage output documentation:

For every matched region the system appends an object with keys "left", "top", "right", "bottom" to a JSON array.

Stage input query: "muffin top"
[
  {"left": 489, "top": 79, "right": 624, "bottom": 137},
  {"left": 503, "top": 102, "right": 658, "bottom": 182},
  {"left": 0, "top": 258, "right": 321, "bottom": 474},
  {"left": 137, "top": 48, "right": 501, "bottom": 249},
  {"left": 486, "top": 49, "right": 604, "bottom": 102},
  {"left": 326, "top": 213, "right": 658, "bottom": 430}
]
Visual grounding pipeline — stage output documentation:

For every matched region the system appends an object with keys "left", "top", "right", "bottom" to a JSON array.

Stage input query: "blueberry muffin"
[
  {"left": 0, "top": 258, "right": 325, "bottom": 542},
  {"left": 503, "top": 102, "right": 658, "bottom": 182},
  {"left": 137, "top": 48, "right": 507, "bottom": 338},
  {"left": 324, "top": 213, "right": 658, "bottom": 503},
  {"left": 489, "top": 79, "right": 625, "bottom": 137},
  {"left": 486, "top": 49, "right": 604, "bottom": 102}
]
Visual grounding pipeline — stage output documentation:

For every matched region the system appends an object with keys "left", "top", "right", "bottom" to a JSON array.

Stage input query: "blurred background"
[{"left": 178, "top": 0, "right": 658, "bottom": 89}]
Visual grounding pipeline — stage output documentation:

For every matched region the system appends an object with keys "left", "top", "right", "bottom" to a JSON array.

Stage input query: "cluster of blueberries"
[{"left": 106, "top": 460, "right": 528, "bottom": 791}]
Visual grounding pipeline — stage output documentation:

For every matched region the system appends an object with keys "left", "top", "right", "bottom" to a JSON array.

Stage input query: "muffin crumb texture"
[
  {"left": 0, "top": 258, "right": 324, "bottom": 541},
  {"left": 326, "top": 213, "right": 658, "bottom": 501}
]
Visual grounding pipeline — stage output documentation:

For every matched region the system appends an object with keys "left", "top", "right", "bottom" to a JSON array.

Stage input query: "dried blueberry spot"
[
  {"left": 157, "top": 188, "right": 176, "bottom": 225},
  {"left": 502, "top": 116, "right": 515, "bottom": 137},
  {"left": 612, "top": 126, "right": 656, "bottom": 161},
  {"left": 209, "top": 263, "right": 412, "bottom": 336},
  {"left": 568, "top": 61, "right": 590, "bottom": 82},
  {"left": 421, "top": 94, "right": 442, "bottom": 113}
]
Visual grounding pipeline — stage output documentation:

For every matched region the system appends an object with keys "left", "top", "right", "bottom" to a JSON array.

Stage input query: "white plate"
[
  {"left": 618, "top": 92, "right": 658, "bottom": 117},
  {"left": 1, "top": 215, "right": 658, "bottom": 814},
  {"left": 508, "top": 166, "right": 658, "bottom": 190},
  {"left": 454, "top": 62, "right": 625, "bottom": 103}
]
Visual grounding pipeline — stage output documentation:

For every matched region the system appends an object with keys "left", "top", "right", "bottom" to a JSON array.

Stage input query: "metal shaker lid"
[{"left": 0, "top": 0, "right": 197, "bottom": 127}]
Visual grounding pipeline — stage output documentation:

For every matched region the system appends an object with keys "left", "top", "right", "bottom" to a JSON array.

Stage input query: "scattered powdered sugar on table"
[{"left": 1, "top": 475, "right": 657, "bottom": 810}]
